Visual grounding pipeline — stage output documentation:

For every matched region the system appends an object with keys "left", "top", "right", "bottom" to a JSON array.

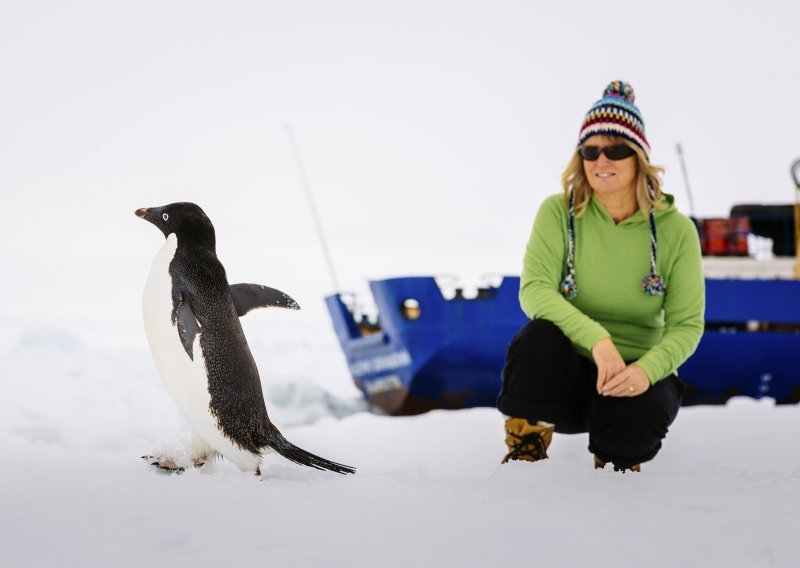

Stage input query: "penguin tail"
[{"left": 264, "top": 427, "right": 356, "bottom": 475}]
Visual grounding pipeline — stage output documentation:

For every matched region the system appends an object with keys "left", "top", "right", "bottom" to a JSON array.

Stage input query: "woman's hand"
[
  {"left": 600, "top": 364, "right": 651, "bottom": 397},
  {"left": 592, "top": 337, "right": 626, "bottom": 394}
]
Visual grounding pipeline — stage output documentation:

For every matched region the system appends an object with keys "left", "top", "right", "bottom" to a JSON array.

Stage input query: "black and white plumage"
[{"left": 136, "top": 202, "right": 354, "bottom": 475}]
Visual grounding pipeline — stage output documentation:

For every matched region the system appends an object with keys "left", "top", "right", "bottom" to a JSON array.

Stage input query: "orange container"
[{"left": 702, "top": 219, "right": 730, "bottom": 255}]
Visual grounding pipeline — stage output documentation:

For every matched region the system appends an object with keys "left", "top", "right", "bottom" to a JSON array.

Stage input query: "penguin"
[{"left": 135, "top": 202, "right": 355, "bottom": 475}]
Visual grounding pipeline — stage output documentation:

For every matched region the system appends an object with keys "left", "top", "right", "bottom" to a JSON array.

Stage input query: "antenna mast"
[
  {"left": 676, "top": 143, "right": 696, "bottom": 218},
  {"left": 285, "top": 123, "right": 341, "bottom": 292}
]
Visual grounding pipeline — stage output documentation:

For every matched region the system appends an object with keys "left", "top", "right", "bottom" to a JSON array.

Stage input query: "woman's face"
[{"left": 581, "top": 135, "right": 638, "bottom": 198}]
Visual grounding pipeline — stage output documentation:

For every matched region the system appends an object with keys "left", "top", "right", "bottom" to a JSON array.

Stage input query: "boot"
[
  {"left": 594, "top": 455, "right": 641, "bottom": 473},
  {"left": 501, "top": 418, "right": 554, "bottom": 464}
]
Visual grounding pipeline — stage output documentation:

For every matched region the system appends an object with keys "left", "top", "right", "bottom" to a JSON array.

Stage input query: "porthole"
[{"left": 401, "top": 298, "right": 421, "bottom": 320}]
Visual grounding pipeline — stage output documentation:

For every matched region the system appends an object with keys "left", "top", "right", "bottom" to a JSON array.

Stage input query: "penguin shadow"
[{"left": 255, "top": 454, "right": 352, "bottom": 483}]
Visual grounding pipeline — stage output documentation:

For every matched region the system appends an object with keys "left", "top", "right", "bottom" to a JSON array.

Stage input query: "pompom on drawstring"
[
  {"left": 642, "top": 273, "right": 665, "bottom": 296},
  {"left": 560, "top": 273, "right": 578, "bottom": 300}
]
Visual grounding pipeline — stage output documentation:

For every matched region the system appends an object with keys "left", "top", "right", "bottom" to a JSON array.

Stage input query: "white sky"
[{"left": 1, "top": 0, "right": 799, "bottom": 342}]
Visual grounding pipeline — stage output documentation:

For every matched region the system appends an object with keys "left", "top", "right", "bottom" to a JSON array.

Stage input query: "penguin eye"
[{"left": 162, "top": 213, "right": 169, "bottom": 222}]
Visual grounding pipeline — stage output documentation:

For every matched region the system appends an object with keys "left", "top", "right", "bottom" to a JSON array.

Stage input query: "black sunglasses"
[{"left": 579, "top": 144, "right": 636, "bottom": 161}]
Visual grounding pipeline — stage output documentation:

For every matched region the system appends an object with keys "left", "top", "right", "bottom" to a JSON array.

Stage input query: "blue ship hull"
[{"left": 325, "top": 276, "right": 800, "bottom": 415}]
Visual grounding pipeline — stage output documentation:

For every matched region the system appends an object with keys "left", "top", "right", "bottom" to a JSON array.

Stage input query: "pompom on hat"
[{"left": 577, "top": 81, "right": 650, "bottom": 159}]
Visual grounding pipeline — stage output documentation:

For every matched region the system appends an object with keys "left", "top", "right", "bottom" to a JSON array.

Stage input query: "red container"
[
  {"left": 702, "top": 218, "right": 730, "bottom": 255},
  {"left": 700, "top": 217, "right": 750, "bottom": 256}
]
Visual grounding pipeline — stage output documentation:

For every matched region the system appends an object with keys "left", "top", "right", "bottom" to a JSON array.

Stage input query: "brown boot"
[
  {"left": 594, "top": 455, "right": 641, "bottom": 473},
  {"left": 501, "top": 418, "right": 554, "bottom": 463}
]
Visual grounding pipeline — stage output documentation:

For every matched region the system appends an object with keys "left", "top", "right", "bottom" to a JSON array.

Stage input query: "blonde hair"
[{"left": 560, "top": 136, "right": 666, "bottom": 217}]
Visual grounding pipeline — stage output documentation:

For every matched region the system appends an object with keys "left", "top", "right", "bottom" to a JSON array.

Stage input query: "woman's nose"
[{"left": 595, "top": 153, "right": 612, "bottom": 166}]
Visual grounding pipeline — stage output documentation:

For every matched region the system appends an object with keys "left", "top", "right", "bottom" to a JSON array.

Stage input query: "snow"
[
  {"left": 2, "top": 1, "right": 800, "bottom": 566},
  {"left": 2, "top": 326, "right": 799, "bottom": 568}
]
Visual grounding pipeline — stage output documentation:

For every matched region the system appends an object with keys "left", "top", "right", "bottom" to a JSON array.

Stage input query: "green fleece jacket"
[{"left": 519, "top": 192, "right": 705, "bottom": 384}]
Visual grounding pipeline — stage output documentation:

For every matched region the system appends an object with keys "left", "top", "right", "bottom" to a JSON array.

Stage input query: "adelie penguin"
[{"left": 136, "top": 202, "right": 355, "bottom": 476}]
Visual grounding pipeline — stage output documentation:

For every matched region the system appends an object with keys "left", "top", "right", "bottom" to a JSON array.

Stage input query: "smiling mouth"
[{"left": 595, "top": 173, "right": 615, "bottom": 178}]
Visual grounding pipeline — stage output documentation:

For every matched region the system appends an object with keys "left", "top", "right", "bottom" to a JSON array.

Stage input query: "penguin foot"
[
  {"left": 141, "top": 455, "right": 185, "bottom": 474},
  {"left": 191, "top": 449, "right": 220, "bottom": 469}
]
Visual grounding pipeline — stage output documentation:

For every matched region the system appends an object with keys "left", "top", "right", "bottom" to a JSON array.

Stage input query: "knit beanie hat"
[{"left": 577, "top": 80, "right": 650, "bottom": 159}]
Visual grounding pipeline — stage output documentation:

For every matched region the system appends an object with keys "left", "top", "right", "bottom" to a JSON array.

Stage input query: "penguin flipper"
[
  {"left": 263, "top": 426, "right": 355, "bottom": 475},
  {"left": 171, "top": 288, "right": 199, "bottom": 360},
  {"left": 229, "top": 283, "right": 300, "bottom": 316}
]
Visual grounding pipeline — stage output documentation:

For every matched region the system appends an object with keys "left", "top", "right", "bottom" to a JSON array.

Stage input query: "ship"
[{"left": 325, "top": 165, "right": 800, "bottom": 415}]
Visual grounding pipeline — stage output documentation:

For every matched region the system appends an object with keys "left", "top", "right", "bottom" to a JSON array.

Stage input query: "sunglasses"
[{"left": 579, "top": 144, "right": 636, "bottom": 161}]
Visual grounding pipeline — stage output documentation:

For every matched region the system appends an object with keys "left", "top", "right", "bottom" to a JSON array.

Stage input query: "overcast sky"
[{"left": 2, "top": 0, "right": 798, "bottom": 344}]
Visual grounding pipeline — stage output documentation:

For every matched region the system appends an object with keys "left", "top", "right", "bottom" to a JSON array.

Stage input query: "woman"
[{"left": 496, "top": 81, "right": 704, "bottom": 472}]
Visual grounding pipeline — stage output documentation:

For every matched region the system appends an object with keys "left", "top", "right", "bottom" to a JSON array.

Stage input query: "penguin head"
[{"left": 135, "top": 202, "right": 216, "bottom": 248}]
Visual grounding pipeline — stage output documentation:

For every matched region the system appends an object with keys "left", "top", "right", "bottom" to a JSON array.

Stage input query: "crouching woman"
[{"left": 497, "top": 81, "right": 704, "bottom": 472}]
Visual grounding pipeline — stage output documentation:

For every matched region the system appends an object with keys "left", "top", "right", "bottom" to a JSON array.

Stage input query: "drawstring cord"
[
  {"left": 559, "top": 187, "right": 578, "bottom": 300},
  {"left": 642, "top": 178, "right": 665, "bottom": 296},
  {"left": 560, "top": 181, "right": 665, "bottom": 301}
]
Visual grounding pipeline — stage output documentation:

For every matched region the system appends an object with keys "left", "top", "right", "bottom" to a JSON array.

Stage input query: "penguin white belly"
[{"left": 142, "top": 234, "right": 262, "bottom": 472}]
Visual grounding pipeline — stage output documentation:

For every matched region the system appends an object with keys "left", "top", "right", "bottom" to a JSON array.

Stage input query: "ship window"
[{"left": 401, "top": 298, "right": 421, "bottom": 320}]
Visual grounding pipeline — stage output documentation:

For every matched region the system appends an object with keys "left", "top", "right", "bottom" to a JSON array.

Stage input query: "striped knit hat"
[{"left": 578, "top": 81, "right": 650, "bottom": 159}]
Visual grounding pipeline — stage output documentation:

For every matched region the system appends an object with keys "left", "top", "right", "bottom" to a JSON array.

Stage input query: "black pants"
[{"left": 497, "top": 319, "right": 685, "bottom": 469}]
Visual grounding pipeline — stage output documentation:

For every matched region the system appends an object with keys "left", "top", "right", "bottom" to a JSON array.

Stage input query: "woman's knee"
[
  {"left": 588, "top": 378, "right": 682, "bottom": 464},
  {"left": 500, "top": 319, "right": 591, "bottom": 409},
  {"left": 508, "top": 319, "right": 569, "bottom": 356}
]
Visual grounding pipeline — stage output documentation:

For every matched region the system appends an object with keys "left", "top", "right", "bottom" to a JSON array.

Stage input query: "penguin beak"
[
  {"left": 136, "top": 206, "right": 172, "bottom": 239},
  {"left": 135, "top": 207, "right": 161, "bottom": 229}
]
